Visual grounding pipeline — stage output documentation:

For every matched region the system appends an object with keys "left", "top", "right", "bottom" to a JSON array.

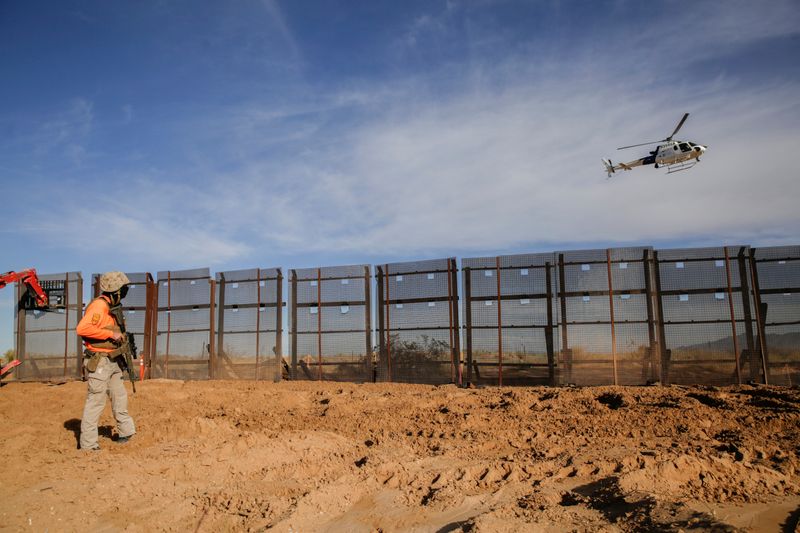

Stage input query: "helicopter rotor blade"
[
  {"left": 617, "top": 140, "right": 663, "bottom": 150},
  {"left": 666, "top": 112, "right": 689, "bottom": 141}
]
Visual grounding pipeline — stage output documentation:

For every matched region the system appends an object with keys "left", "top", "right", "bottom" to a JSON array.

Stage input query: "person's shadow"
[{"left": 64, "top": 419, "right": 113, "bottom": 449}]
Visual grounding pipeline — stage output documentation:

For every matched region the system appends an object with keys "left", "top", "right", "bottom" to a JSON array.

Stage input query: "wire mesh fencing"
[
  {"left": 557, "top": 247, "right": 657, "bottom": 386},
  {"left": 9, "top": 243, "right": 800, "bottom": 386},
  {"left": 654, "top": 246, "right": 759, "bottom": 386},
  {"left": 91, "top": 272, "right": 157, "bottom": 380},
  {"left": 376, "top": 258, "right": 460, "bottom": 385},
  {"left": 752, "top": 246, "right": 800, "bottom": 386},
  {"left": 463, "top": 253, "right": 559, "bottom": 387},
  {"left": 290, "top": 265, "right": 372, "bottom": 382},
  {"left": 151, "top": 268, "right": 215, "bottom": 380},
  {"left": 14, "top": 272, "right": 83, "bottom": 381},
  {"left": 216, "top": 268, "right": 283, "bottom": 381}
]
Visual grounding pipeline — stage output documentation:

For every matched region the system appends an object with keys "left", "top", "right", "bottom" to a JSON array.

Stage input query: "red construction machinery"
[{"left": 0, "top": 268, "right": 64, "bottom": 380}]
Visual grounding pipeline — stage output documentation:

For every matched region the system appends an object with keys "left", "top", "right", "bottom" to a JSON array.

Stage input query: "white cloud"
[
  {"left": 27, "top": 181, "right": 252, "bottom": 268},
  {"left": 7, "top": 2, "right": 799, "bottom": 267},
  {"left": 155, "top": 71, "right": 797, "bottom": 260}
]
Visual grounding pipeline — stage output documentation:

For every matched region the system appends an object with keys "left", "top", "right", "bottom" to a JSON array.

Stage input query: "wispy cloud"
[
  {"left": 5, "top": 1, "right": 799, "bottom": 268},
  {"left": 1, "top": 98, "right": 95, "bottom": 165},
  {"left": 36, "top": 98, "right": 94, "bottom": 163},
  {"left": 259, "top": 0, "right": 302, "bottom": 64}
]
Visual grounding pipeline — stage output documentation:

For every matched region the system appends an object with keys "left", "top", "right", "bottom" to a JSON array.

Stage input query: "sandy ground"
[{"left": 1, "top": 379, "right": 799, "bottom": 532}]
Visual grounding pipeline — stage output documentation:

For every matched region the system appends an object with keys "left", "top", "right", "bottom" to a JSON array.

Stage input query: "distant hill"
[{"left": 679, "top": 331, "right": 800, "bottom": 354}]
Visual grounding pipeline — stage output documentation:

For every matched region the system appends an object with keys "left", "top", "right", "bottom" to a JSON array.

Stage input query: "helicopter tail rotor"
[{"left": 602, "top": 158, "right": 615, "bottom": 178}]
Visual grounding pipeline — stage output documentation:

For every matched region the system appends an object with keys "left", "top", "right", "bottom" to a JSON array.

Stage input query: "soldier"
[{"left": 76, "top": 271, "right": 136, "bottom": 450}]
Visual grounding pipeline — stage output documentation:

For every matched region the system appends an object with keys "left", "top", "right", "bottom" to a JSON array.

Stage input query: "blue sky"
[{"left": 2, "top": 0, "right": 799, "bottom": 353}]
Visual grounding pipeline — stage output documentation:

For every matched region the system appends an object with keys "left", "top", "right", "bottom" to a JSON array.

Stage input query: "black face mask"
[{"left": 106, "top": 286, "right": 128, "bottom": 306}]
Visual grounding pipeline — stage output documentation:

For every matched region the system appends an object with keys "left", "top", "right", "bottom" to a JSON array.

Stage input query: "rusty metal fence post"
[
  {"left": 209, "top": 278, "right": 216, "bottom": 379},
  {"left": 275, "top": 269, "right": 284, "bottom": 383},
  {"left": 376, "top": 265, "right": 386, "bottom": 381},
  {"left": 606, "top": 250, "right": 618, "bottom": 385},
  {"left": 558, "top": 254, "right": 571, "bottom": 384},
  {"left": 364, "top": 266, "right": 373, "bottom": 382},
  {"left": 496, "top": 256, "right": 503, "bottom": 387},
  {"left": 723, "top": 247, "right": 742, "bottom": 384},
  {"left": 290, "top": 269, "right": 298, "bottom": 379},
  {"left": 653, "top": 251, "right": 670, "bottom": 385},
  {"left": 748, "top": 254, "right": 770, "bottom": 384},
  {"left": 642, "top": 250, "right": 659, "bottom": 383},
  {"left": 545, "top": 262, "right": 555, "bottom": 385},
  {"left": 463, "top": 266, "right": 473, "bottom": 385},
  {"left": 449, "top": 258, "right": 461, "bottom": 386}
]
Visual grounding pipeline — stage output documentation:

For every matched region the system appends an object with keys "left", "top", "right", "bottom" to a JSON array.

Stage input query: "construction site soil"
[{"left": 1, "top": 380, "right": 800, "bottom": 532}]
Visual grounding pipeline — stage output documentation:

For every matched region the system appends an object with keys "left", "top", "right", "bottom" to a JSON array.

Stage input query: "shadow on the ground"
[
  {"left": 64, "top": 418, "right": 113, "bottom": 449},
  {"left": 781, "top": 504, "right": 800, "bottom": 533},
  {"left": 569, "top": 476, "right": 738, "bottom": 532}
]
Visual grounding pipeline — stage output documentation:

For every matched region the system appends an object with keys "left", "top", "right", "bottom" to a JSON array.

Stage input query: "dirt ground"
[{"left": 1, "top": 379, "right": 799, "bottom": 532}]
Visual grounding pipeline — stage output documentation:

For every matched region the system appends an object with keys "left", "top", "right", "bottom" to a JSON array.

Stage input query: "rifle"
[{"left": 109, "top": 304, "right": 137, "bottom": 393}]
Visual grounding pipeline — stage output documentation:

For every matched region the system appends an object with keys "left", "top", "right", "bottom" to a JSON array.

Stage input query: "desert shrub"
[{"left": 386, "top": 335, "right": 451, "bottom": 382}]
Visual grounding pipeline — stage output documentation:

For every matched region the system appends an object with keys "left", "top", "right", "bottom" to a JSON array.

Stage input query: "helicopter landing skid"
[{"left": 665, "top": 160, "right": 697, "bottom": 174}]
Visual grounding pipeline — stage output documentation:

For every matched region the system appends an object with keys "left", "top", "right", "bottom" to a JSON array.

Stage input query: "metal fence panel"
[
  {"left": 376, "top": 258, "right": 460, "bottom": 385},
  {"left": 15, "top": 272, "right": 83, "bottom": 381},
  {"left": 654, "top": 246, "right": 760, "bottom": 386},
  {"left": 152, "top": 268, "right": 214, "bottom": 380},
  {"left": 556, "top": 248, "right": 655, "bottom": 386},
  {"left": 216, "top": 268, "right": 283, "bottom": 381},
  {"left": 463, "top": 253, "right": 558, "bottom": 386},
  {"left": 753, "top": 246, "right": 800, "bottom": 386},
  {"left": 290, "top": 265, "right": 372, "bottom": 382}
]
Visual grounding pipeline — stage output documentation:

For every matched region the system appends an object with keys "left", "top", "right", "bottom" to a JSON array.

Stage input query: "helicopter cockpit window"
[{"left": 679, "top": 143, "right": 691, "bottom": 152}]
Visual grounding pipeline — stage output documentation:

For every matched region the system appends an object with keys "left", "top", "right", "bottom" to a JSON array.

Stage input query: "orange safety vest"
[{"left": 76, "top": 295, "right": 122, "bottom": 353}]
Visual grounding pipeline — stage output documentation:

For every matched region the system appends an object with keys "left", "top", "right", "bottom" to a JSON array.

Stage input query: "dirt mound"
[{"left": 1, "top": 381, "right": 799, "bottom": 531}]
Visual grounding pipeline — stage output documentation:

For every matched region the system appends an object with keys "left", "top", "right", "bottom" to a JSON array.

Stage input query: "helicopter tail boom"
[{"left": 603, "top": 157, "right": 646, "bottom": 178}]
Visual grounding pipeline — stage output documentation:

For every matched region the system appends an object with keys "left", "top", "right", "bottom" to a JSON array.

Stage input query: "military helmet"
[{"left": 99, "top": 271, "right": 130, "bottom": 293}]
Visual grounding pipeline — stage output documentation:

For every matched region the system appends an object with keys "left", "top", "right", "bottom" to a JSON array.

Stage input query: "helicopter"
[{"left": 603, "top": 113, "right": 707, "bottom": 178}]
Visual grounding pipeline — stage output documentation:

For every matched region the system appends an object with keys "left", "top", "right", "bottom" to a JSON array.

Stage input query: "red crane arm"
[{"left": 0, "top": 269, "right": 50, "bottom": 307}]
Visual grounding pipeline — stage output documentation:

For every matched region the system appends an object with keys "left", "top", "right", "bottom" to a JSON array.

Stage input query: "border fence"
[
  {"left": 752, "top": 246, "right": 800, "bottom": 386},
  {"left": 152, "top": 268, "right": 215, "bottom": 380},
  {"left": 463, "top": 252, "right": 558, "bottom": 387},
  {"left": 376, "top": 258, "right": 460, "bottom": 385},
  {"left": 217, "top": 268, "right": 283, "bottom": 381},
  {"left": 14, "top": 272, "right": 83, "bottom": 381},
  {"left": 10, "top": 244, "right": 800, "bottom": 387},
  {"left": 290, "top": 265, "right": 371, "bottom": 382}
]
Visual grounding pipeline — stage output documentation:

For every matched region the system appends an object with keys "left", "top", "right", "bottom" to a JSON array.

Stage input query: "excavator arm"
[{"left": 0, "top": 269, "right": 51, "bottom": 308}]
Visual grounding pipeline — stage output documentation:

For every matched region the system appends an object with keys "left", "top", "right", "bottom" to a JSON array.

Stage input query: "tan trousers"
[{"left": 80, "top": 355, "right": 136, "bottom": 449}]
